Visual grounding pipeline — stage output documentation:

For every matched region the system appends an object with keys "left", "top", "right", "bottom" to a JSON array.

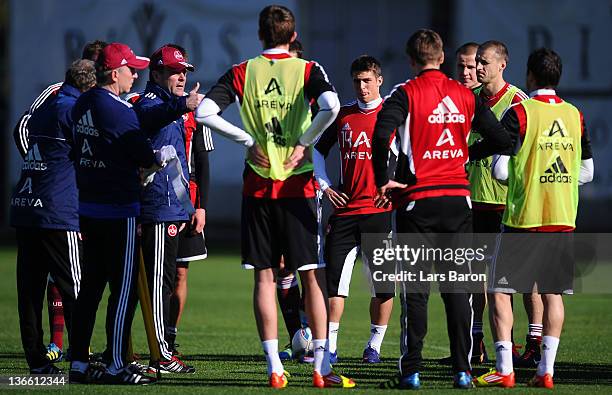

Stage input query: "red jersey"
[
  {"left": 480, "top": 82, "right": 527, "bottom": 109},
  {"left": 372, "top": 69, "right": 511, "bottom": 207},
  {"left": 315, "top": 100, "right": 394, "bottom": 216},
  {"left": 182, "top": 111, "right": 214, "bottom": 207}
]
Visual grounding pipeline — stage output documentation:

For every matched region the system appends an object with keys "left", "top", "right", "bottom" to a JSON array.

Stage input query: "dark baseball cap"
[
  {"left": 150, "top": 46, "right": 195, "bottom": 72},
  {"left": 98, "top": 42, "right": 150, "bottom": 70}
]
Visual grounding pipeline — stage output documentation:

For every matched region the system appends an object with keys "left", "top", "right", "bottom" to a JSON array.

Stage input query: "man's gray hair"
[{"left": 65, "top": 59, "right": 96, "bottom": 92}]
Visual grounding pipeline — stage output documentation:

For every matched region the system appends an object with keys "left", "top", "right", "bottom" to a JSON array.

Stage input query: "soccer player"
[
  {"left": 10, "top": 59, "right": 96, "bottom": 375},
  {"left": 132, "top": 44, "right": 203, "bottom": 374},
  {"left": 475, "top": 40, "right": 545, "bottom": 368},
  {"left": 170, "top": 87, "right": 214, "bottom": 360},
  {"left": 443, "top": 41, "right": 492, "bottom": 365},
  {"left": 455, "top": 42, "right": 481, "bottom": 91},
  {"left": 196, "top": 5, "right": 354, "bottom": 388},
  {"left": 313, "top": 55, "right": 394, "bottom": 364},
  {"left": 474, "top": 48, "right": 593, "bottom": 389},
  {"left": 372, "top": 29, "right": 511, "bottom": 389},
  {"left": 277, "top": 39, "right": 308, "bottom": 361},
  {"left": 12, "top": 40, "right": 106, "bottom": 362},
  {"left": 69, "top": 43, "right": 160, "bottom": 385}
]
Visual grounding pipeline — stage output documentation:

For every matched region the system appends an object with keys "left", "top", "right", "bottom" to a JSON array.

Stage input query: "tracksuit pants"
[
  {"left": 396, "top": 196, "right": 474, "bottom": 375},
  {"left": 16, "top": 228, "right": 82, "bottom": 369},
  {"left": 141, "top": 222, "right": 180, "bottom": 361},
  {"left": 70, "top": 217, "right": 139, "bottom": 371}
]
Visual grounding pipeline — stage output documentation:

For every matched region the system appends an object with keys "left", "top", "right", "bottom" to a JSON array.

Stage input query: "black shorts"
[
  {"left": 489, "top": 226, "right": 575, "bottom": 294},
  {"left": 472, "top": 208, "right": 503, "bottom": 233},
  {"left": 472, "top": 208, "right": 504, "bottom": 275},
  {"left": 324, "top": 212, "right": 392, "bottom": 298},
  {"left": 396, "top": 196, "right": 473, "bottom": 234},
  {"left": 241, "top": 195, "right": 322, "bottom": 272},
  {"left": 176, "top": 226, "right": 207, "bottom": 268}
]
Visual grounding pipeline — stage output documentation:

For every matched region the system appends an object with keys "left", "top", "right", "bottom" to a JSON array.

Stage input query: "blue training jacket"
[
  {"left": 72, "top": 87, "right": 156, "bottom": 219},
  {"left": 133, "top": 81, "right": 190, "bottom": 224},
  {"left": 10, "top": 84, "right": 81, "bottom": 231}
]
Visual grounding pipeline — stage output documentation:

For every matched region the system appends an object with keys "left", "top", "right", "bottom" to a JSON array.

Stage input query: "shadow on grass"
[{"left": 0, "top": 353, "right": 610, "bottom": 387}]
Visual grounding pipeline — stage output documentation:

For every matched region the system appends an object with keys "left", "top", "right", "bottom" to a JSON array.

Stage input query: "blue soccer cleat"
[
  {"left": 362, "top": 345, "right": 381, "bottom": 363},
  {"left": 380, "top": 372, "right": 420, "bottom": 389},
  {"left": 454, "top": 371, "right": 474, "bottom": 389}
]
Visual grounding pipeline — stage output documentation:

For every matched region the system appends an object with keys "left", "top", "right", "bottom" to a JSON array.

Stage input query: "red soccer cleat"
[
  {"left": 528, "top": 373, "right": 554, "bottom": 389},
  {"left": 269, "top": 371, "right": 289, "bottom": 388}
]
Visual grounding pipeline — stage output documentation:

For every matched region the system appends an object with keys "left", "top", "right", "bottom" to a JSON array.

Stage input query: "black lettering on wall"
[
  {"left": 579, "top": 25, "right": 590, "bottom": 80},
  {"left": 175, "top": 25, "right": 202, "bottom": 67},
  {"left": 528, "top": 26, "right": 552, "bottom": 52},
  {"left": 132, "top": 2, "right": 164, "bottom": 57},
  {"left": 218, "top": 23, "right": 240, "bottom": 72}
]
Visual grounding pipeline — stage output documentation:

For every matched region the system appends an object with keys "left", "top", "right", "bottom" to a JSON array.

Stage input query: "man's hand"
[
  {"left": 247, "top": 143, "right": 270, "bottom": 168},
  {"left": 140, "top": 163, "right": 161, "bottom": 186},
  {"left": 374, "top": 180, "right": 407, "bottom": 208},
  {"left": 190, "top": 208, "right": 206, "bottom": 234},
  {"left": 186, "top": 82, "right": 204, "bottom": 111},
  {"left": 324, "top": 187, "right": 350, "bottom": 209},
  {"left": 284, "top": 144, "right": 309, "bottom": 171}
]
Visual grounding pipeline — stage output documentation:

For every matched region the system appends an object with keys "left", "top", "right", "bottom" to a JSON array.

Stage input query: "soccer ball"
[{"left": 291, "top": 327, "right": 313, "bottom": 355}]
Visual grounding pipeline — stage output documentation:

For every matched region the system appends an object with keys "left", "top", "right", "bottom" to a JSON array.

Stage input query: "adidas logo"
[
  {"left": 341, "top": 122, "right": 352, "bottom": 132},
  {"left": 540, "top": 156, "right": 572, "bottom": 184},
  {"left": 495, "top": 344, "right": 507, "bottom": 352},
  {"left": 428, "top": 96, "right": 466, "bottom": 124},
  {"left": 75, "top": 110, "right": 99, "bottom": 137},
  {"left": 25, "top": 143, "right": 42, "bottom": 161},
  {"left": 22, "top": 144, "right": 47, "bottom": 171},
  {"left": 497, "top": 276, "right": 508, "bottom": 285},
  {"left": 545, "top": 156, "right": 568, "bottom": 174}
]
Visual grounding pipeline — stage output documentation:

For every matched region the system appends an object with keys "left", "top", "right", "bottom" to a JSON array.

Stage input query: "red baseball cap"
[
  {"left": 150, "top": 46, "right": 195, "bottom": 72},
  {"left": 98, "top": 42, "right": 150, "bottom": 70}
]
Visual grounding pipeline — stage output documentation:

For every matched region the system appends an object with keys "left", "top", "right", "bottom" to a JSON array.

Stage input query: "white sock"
[
  {"left": 328, "top": 322, "right": 340, "bottom": 353},
  {"left": 537, "top": 336, "right": 559, "bottom": 376},
  {"left": 71, "top": 361, "right": 88, "bottom": 373},
  {"left": 262, "top": 339, "right": 284, "bottom": 376},
  {"left": 367, "top": 324, "right": 387, "bottom": 352},
  {"left": 494, "top": 341, "right": 514, "bottom": 375},
  {"left": 313, "top": 339, "right": 331, "bottom": 376}
]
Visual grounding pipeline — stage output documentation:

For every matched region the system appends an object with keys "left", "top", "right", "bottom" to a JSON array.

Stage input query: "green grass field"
[{"left": 0, "top": 247, "right": 611, "bottom": 393}]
